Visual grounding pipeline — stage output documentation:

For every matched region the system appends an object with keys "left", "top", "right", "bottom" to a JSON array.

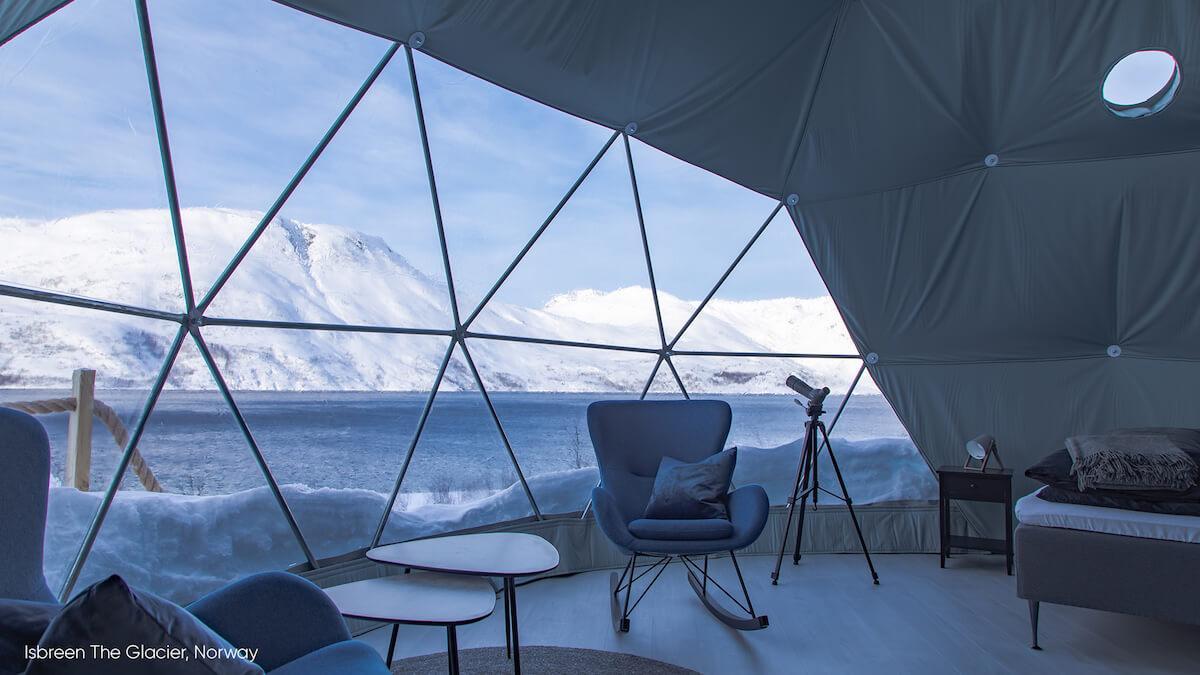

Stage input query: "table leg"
[
  {"left": 939, "top": 490, "right": 947, "bottom": 568},
  {"left": 1005, "top": 486, "right": 1014, "bottom": 576},
  {"left": 446, "top": 625, "right": 460, "bottom": 675},
  {"left": 504, "top": 579, "right": 511, "bottom": 659},
  {"left": 506, "top": 577, "right": 521, "bottom": 675},
  {"left": 386, "top": 624, "right": 398, "bottom": 667}
]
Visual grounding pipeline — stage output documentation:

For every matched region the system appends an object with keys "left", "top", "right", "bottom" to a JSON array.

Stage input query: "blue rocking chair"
[{"left": 588, "top": 400, "right": 770, "bottom": 632}]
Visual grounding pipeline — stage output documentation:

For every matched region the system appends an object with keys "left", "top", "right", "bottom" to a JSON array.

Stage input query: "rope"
[{"left": 1, "top": 397, "right": 164, "bottom": 492}]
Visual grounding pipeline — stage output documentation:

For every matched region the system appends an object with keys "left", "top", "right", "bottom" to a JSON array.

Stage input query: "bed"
[{"left": 1014, "top": 489, "right": 1200, "bottom": 649}]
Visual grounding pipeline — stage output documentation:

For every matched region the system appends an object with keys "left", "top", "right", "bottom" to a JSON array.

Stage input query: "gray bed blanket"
[{"left": 1067, "top": 430, "right": 1199, "bottom": 492}]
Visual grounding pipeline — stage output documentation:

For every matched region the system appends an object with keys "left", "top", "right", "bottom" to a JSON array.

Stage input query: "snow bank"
[
  {"left": 43, "top": 437, "right": 930, "bottom": 603},
  {"left": 735, "top": 437, "right": 938, "bottom": 505},
  {"left": 43, "top": 468, "right": 602, "bottom": 603}
]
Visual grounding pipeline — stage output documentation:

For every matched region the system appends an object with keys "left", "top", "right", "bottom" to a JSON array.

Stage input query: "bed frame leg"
[{"left": 1028, "top": 600, "right": 1041, "bottom": 650}]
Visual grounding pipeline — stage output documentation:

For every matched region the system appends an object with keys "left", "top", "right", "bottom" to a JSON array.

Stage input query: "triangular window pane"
[
  {"left": 73, "top": 337, "right": 309, "bottom": 603},
  {"left": 201, "top": 327, "right": 450, "bottom": 558},
  {"left": 470, "top": 144, "right": 662, "bottom": 348},
  {"left": 674, "top": 208, "right": 849, "bottom": 354},
  {"left": 379, "top": 345, "right": 535, "bottom": 544},
  {"left": 146, "top": 0, "right": 390, "bottom": 299},
  {"left": 471, "top": 340, "right": 659, "bottom": 514},
  {"left": 204, "top": 55, "right": 453, "bottom": 327},
  {"left": 629, "top": 140, "right": 779, "bottom": 340},
  {"left": 411, "top": 51, "right": 616, "bottom": 315},
  {"left": 0, "top": 0, "right": 180, "bottom": 311},
  {"left": 0, "top": 296, "right": 180, "bottom": 598}
]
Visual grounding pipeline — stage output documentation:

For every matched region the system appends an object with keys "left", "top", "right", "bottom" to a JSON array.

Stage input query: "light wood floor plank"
[{"left": 361, "top": 553, "right": 1200, "bottom": 674}]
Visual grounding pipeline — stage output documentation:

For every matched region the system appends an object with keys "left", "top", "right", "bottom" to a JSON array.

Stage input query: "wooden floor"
[{"left": 361, "top": 553, "right": 1200, "bottom": 674}]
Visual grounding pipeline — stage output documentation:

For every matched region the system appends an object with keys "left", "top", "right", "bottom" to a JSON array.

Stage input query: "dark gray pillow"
[
  {"left": 642, "top": 448, "right": 736, "bottom": 520},
  {"left": 26, "top": 575, "right": 262, "bottom": 675},
  {"left": 0, "top": 599, "right": 58, "bottom": 674},
  {"left": 1026, "top": 445, "right": 1200, "bottom": 502}
]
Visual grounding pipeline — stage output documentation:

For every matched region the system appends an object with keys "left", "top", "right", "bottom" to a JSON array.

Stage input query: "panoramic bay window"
[{"left": 0, "top": 0, "right": 928, "bottom": 604}]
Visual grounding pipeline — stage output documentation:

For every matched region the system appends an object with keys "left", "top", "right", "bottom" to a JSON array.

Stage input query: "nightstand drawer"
[{"left": 940, "top": 472, "right": 1008, "bottom": 502}]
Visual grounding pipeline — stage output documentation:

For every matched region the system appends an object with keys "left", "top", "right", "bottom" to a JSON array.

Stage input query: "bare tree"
[
  {"left": 429, "top": 474, "right": 455, "bottom": 504},
  {"left": 569, "top": 419, "right": 593, "bottom": 469}
]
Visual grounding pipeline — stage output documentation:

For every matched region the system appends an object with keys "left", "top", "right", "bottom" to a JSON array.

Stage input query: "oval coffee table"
[
  {"left": 369, "top": 532, "right": 560, "bottom": 675},
  {"left": 325, "top": 572, "right": 495, "bottom": 674}
]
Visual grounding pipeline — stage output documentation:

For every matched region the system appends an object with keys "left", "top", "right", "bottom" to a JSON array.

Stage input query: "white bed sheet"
[{"left": 1015, "top": 487, "right": 1200, "bottom": 544}]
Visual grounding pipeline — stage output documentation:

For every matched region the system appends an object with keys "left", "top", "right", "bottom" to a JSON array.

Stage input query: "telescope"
[
  {"left": 771, "top": 374, "right": 878, "bottom": 586},
  {"left": 785, "top": 374, "right": 829, "bottom": 411}
]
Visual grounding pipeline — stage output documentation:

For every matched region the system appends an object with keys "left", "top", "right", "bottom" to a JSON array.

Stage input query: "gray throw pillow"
[
  {"left": 642, "top": 448, "right": 736, "bottom": 520},
  {"left": 26, "top": 575, "right": 262, "bottom": 675}
]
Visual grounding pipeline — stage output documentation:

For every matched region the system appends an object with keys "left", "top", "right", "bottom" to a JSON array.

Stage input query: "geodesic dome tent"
[{"left": 2, "top": 0, "right": 1198, "bottom": 603}]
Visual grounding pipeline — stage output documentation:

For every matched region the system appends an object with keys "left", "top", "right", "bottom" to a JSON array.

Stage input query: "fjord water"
[{"left": 8, "top": 390, "right": 907, "bottom": 497}]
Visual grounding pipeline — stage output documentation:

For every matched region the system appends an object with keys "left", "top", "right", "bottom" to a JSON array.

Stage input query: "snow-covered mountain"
[{"left": 0, "top": 208, "right": 867, "bottom": 394}]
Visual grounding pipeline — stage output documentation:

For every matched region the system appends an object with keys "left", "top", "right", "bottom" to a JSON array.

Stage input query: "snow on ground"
[
  {"left": 43, "top": 437, "right": 933, "bottom": 603},
  {"left": 735, "top": 436, "right": 938, "bottom": 505}
]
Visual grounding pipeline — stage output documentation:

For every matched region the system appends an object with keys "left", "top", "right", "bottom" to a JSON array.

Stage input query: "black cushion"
[
  {"left": 0, "top": 599, "right": 58, "bottom": 674},
  {"left": 642, "top": 448, "right": 736, "bottom": 520},
  {"left": 1036, "top": 485, "right": 1200, "bottom": 516},
  {"left": 1025, "top": 429, "right": 1200, "bottom": 502},
  {"left": 25, "top": 575, "right": 262, "bottom": 675}
]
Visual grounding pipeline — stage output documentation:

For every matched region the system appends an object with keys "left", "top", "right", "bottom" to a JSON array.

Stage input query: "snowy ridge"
[{"left": 0, "top": 208, "right": 868, "bottom": 393}]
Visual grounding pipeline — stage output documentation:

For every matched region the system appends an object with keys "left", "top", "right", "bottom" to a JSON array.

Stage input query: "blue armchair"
[
  {"left": 0, "top": 407, "right": 387, "bottom": 674},
  {"left": 0, "top": 407, "right": 56, "bottom": 604},
  {"left": 588, "top": 400, "right": 769, "bottom": 632},
  {"left": 188, "top": 572, "right": 387, "bottom": 675}
]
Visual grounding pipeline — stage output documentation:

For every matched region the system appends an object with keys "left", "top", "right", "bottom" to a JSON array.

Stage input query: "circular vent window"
[{"left": 1102, "top": 49, "right": 1181, "bottom": 118}]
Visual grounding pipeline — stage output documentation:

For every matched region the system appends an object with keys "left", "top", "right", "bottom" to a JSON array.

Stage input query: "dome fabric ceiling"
[
  {"left": 0, "top": 0, "right": 71, "bottom": 47},
  {"left": 8, "top": 0, "right": 1200, "bottom": 535}
]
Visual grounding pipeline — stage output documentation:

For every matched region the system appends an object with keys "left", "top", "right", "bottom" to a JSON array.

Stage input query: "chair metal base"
[
  {"left": 609, "top": 572, "right": 630, "bottom": 632},
  {"left": 610, "top": 551, "right": 768, "bottom": 632}
]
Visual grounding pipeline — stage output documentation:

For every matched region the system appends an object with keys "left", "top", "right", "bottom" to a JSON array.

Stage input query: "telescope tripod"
[{"left": 770, "top": 409, "right": 879, "bottom": 586}]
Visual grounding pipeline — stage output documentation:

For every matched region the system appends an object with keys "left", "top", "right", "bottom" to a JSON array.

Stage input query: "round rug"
[{"left": 389, "top": 646, "right": 698, "bottom": 674}]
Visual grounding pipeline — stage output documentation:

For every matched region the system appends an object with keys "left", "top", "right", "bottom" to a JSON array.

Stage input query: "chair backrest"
[
  {"left": 0, "top": 407, "right": 56, "bottom": 602},
  {"left": 587, "top": 400, "right": 732, "bottom": 522}
]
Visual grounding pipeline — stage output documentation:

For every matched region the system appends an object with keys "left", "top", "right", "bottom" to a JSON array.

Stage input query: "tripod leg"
[
  {"left": 812, "top": 437, "right": 819, "bottom": 508},
  {"left": 772, "top": 421, "right": 814, "bottom": 584},
  {"left": 792, "top": 490, "right": 810, "bottom": 564},
  {"left": 792, "top": 433, "right": 815, "bottom": 565},
  {"left": 819, "top": 423, "right": 880, "bottom": 585}
]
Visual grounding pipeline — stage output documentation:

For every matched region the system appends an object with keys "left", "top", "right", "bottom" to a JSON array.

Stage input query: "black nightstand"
[{"left": 937, "top": 466, "right": 1013, "bottom": 575}]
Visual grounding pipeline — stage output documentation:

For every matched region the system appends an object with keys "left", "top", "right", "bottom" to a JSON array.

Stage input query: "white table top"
[
  {"left": 369, "top": 532, "right": 560, "bottom": 577},
  {"left": 324, "top": 573, "right": 496, "bottom": 625}
]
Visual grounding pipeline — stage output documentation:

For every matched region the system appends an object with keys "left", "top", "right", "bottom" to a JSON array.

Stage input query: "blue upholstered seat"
[
  {"left": 595, "top": 476, "right": 768, "bottom": 554},
  {"left": 628, "top": 517, "right": 733, "bottom": 540}
]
